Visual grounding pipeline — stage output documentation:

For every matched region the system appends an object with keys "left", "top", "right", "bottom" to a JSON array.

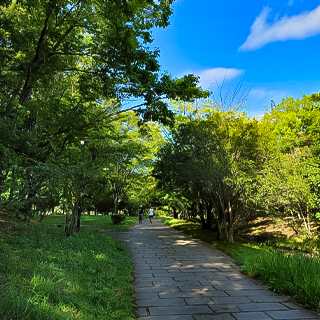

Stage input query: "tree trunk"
[
  {"left": 198, "top": 202, "right": 206, "bottom": 230},
  {"left": 172, "top": 206, "right": 178, "bottom": 219},
  {"left": 306, "top": 207, "right": 311, "bottom": 235},
  {"left": 216, "top": 193, "right": 228, "bottom": 241},
  {"left": 76, "top": 204, "right": 81, "bottom": 232},
  {"left": 215, "top": 207, "right": 224, "bottom": 240},
  {"left": 114, "top": 197, "right": 118, "bottom": 215},
  {"left": 227, "top": 202, "right": 234, "bottom": 243},
  {"left": 9, "top": 167, "right": 16, "bottom": 200},
  {"left": 228, "top": 226, "right": 234, "bottom": 242},
  {"left": 206, "top": 202, "right": 212, "bottom": 230},
  {"left": 65, "top": 197, "right": 80, "bottom": 237},
  {"left": 20, "top": 190, "right": 36, "bottom": 220},
  {"left": 216, "top": 221, "right": 223, "bottom": 240}
]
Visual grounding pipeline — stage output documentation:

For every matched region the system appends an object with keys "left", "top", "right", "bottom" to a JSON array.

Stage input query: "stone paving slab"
[
  {"left": 137, "top": 298, "right": 186, "bottom": 307},
  {"left": 266, "top": 310, "right": 319, "bottom": 319},
  {"left": 139, "top": 316, "right": 194, "bottom": 320},
  {"left": 107, "top": 220, "right": 320, "bottom": 320},
  {"left": 232, "top": 311, "right": 273, "bottom": 320},
  {"left": 195, "top": 315, "right": 236, "bottom": 320},
  {"left": 148, "top": 305, "right": 212, "bottom": 316}
]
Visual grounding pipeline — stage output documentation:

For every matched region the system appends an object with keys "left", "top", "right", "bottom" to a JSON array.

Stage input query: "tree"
[
  {"left": 103, "top": 112, "right": 165, "bottom": 215},
  {"left": 154, "top": 110, "right": 261, "bottom": 242},
  {"left": 257, "top": 93, "right": 320, "bottom": 234},
  {"left": 0, "top": 0, "right": 209, "bottom": 220}
]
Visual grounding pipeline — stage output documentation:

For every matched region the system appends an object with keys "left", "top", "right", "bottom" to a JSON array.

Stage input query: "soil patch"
[
  {"left": 240, "top": 217, "right": 296, "bottom": 240},
  {"left": 0, "top": 211, "right": 27, "bottom": 235}
]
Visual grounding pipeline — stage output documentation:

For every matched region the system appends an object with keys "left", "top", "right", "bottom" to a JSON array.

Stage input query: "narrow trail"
[{"left": 108, "top": 219, "right": 319, "bottom": 320}]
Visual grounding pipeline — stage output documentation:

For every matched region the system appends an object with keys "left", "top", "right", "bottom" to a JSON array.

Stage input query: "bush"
[
  {"left": 186, "top": 217, "right": 201, "bottom": 223},
  {"left": 154, "top": 209, "right": 169, "bottom": 217},
  {"left": 111, "top": 215, "right": 126, "bottom": 224}
]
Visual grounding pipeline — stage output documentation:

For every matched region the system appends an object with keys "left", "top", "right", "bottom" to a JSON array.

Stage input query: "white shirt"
[{"left": 149, "top": 208, "right": 154, "bottom": 216}]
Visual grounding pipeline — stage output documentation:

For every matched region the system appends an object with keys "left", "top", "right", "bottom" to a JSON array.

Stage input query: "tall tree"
[
  {"left": 154, "top": 110, "right": 261, "bottom": 242},
  {"left": 0, "top": 0, "right": 209, "bottom": 218},
  {"left": 257, "top": 93, "right": 320, "bottom": 234}
]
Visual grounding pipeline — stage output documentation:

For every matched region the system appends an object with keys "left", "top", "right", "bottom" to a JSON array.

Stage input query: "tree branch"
[
  {"left": 19, "top": 13, "right": 51, "bottom": 105},
  {"left": 46, "top": 102, "right": 147, "bottom": 139}
]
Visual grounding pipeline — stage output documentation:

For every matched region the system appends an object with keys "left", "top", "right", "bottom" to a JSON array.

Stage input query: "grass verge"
[
  {"left": 33, "top": 214, "right": 137, "bottom": 231},
  {"left": 163, "top": 217, "right": 320, "bottom": 310},
  {"left": 0, "top": 219, "right": 135, "bottom": 320}
]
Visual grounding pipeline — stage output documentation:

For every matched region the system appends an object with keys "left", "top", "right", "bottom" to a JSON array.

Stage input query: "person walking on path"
[
  {"left": 148, "top": 207, "right": 154, "bottom": 223},
  {"left": 138, "top": 205, "right": 144, "bottom": 224}
]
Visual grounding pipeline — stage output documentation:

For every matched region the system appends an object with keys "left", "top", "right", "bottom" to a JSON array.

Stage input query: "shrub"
[
  {"left": 186, "top": 217, "right": 201, "bottom": 223},
  {"left": 111, "top": 215, "right": 126, "bottom": 224}
]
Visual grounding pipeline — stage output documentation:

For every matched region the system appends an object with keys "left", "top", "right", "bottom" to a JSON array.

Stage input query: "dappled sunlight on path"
[{"left": 109, "top": 219, "right": 319, "bottom": 320}]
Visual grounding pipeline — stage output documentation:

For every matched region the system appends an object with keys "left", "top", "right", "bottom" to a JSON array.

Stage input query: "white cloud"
[
  {"left": 197, "top": 67, "right": 244, "bottom": 89},
  {"left": 249, "top": 87, "right": 288, "bottom": 104},
  {"left": 288, "top": 0, "right": 294, "bottom": 6},
  {"left": 239, "top": 5, "right": 320, "bottom": 51},
  {"left": 245, "top": 87, "right": 288, "bottom": 118}
]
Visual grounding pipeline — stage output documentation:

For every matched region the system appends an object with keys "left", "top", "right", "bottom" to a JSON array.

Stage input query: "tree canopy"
[
  {"left": 2, "top": 1, "right": 320, "bottom": 244},
  {"left": 153, "top": 92, "right": 320, "bottom": 242},
  {"left": 0, "top": 0, "right": 209, "bottom": 230}
]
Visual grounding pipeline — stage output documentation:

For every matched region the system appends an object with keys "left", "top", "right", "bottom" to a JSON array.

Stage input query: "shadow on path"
[{"left": 108, "top": 219, "right": 320, "bottom": 320}]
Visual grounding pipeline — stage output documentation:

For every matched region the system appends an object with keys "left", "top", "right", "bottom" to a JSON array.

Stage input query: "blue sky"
[{"left": 151, "top": 0, "right": 320, "bottom": 117}]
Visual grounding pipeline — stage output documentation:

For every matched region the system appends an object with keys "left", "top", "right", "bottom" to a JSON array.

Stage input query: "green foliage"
[
  {"left": 258, "top": 93, "right": 320, "bottom": 233},
  {"left": 0, "top": 221, "right": 134, "bottom": 319},
  {"left": 0, "top": 0, "right": 208, "bottom": 220},
  {"left": 111, "top": 215, "right": 126, "bottom": 225},
  {"left": 154, "top": 109, "right": 262, "bottom": 241},
  {"left": 157, "top": 92, "right": 320, "bottom": 241}
]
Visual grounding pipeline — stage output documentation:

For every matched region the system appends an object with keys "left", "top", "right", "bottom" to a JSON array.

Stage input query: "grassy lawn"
[
  {"left": 33, "top": 214, "right": 137, "bottom": 232},
  {"left": 162, "top": 217, "right": 320, "bottom": 310},
  {"left": 0, "top": 215, "right": 136, "bottom": 320}
]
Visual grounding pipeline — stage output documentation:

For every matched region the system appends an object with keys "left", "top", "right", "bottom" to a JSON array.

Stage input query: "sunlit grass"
[
  {"left": 0, "top": 221, "right": 135, "bottom": 319},
  {"left": 81, "top": 215, "right": 137, "bottom": 231},
  {"left": 33, "top": 214, "right": 137, "bottom": 231},
  {"left": 272, "top": 234, "right": 320, "bottom": 253}
]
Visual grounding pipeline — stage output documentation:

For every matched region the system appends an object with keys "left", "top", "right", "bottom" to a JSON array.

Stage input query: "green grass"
[
  {"left": 81, "top": 215, "right": 137, "bottom": 231},
  {"left": 164, "top": 217, "right": 320, "bottom": 310},
  {"left": 0, "top": 220, "right": 135, "bottom": 320},
  {"left": 34, "top": 214, "right": 137, "bottom": 232},
  {"left": 217, "top": 242, "right": 320, "bottom": 309}
]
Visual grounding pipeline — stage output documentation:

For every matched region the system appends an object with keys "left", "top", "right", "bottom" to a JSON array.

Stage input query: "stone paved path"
[{"left": 109, "top": 219, "right": 320, "bottom": 320}]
